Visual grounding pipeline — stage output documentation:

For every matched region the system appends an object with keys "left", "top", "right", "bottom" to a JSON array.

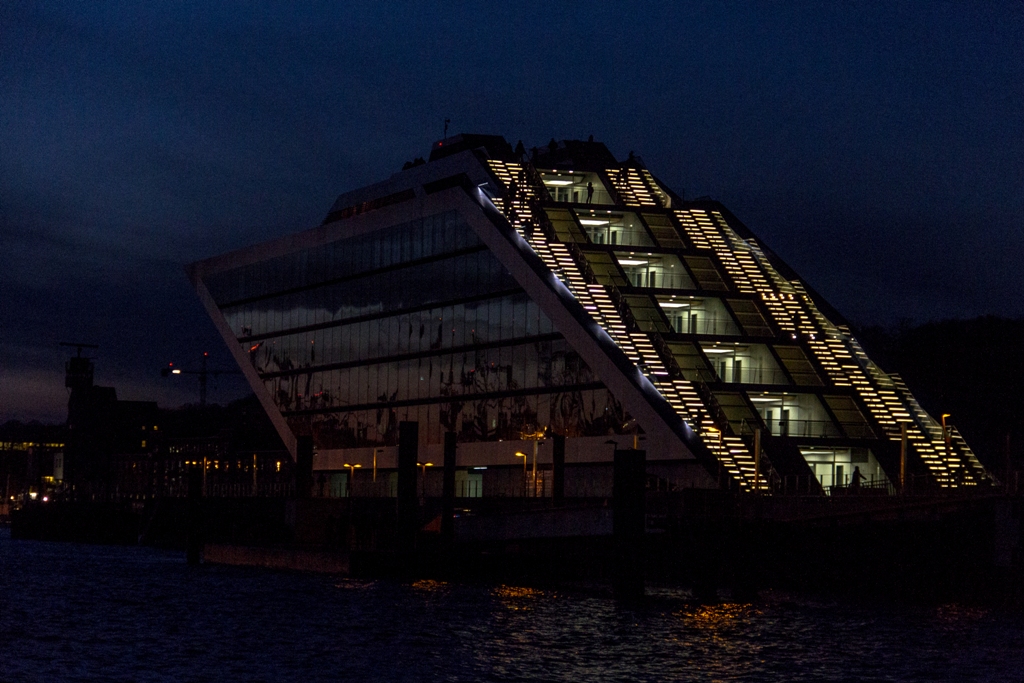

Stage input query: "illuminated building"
[{"left": 189, "top": 134, "right": 988, "bottom": 494}]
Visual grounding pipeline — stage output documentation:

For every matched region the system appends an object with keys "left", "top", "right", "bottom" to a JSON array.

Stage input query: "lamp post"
[
  {"left": 531, "top": 440, "right": 546, "bottom": 496},
  {"left": 514, "top": 451, "right": 527, "bottom": 497},
  {"left": 343, "top": 463, "right": 362, "bottom": 497},
  {"left": 941, "top": 413, "right": 953, "bottom": 484},
  {"left": 418, "top": 462, "right": 433, "bottom": 497},
  {"left": 705, "top": 426, "right": 723, "bottom": 488}
]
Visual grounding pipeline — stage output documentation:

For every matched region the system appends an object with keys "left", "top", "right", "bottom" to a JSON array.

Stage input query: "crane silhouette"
[{"left": 161, "top": 352, "right": 241, "bottom": 408}]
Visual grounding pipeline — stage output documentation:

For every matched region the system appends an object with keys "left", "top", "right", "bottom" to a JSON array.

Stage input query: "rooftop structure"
[{"left": 188, "top": 134, "right": 988, "bottom": 494}]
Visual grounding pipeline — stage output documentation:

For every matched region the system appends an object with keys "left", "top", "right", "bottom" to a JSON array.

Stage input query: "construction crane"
[{"left": 161, "top": 352, "right": 241, "bottom": 408}]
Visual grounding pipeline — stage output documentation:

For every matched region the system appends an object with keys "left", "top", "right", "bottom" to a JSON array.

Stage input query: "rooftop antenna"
[
  {"left": 443, "top": 118, "right": 450, "bottom": 141},
  {"left": 60, "top": 342, "right": 99, "bottom": 391}
]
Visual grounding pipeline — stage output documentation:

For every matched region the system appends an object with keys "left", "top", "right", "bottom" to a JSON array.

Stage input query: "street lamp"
[
  {"left": 529, "top": 440, "right": 545, "bottom": 497},
  {"left": 343, "top": 463, "right": 362, "bottom": 497},
  {"left": 418, "top": 462, "right": 433, "bottom": 497},
  {"left": 514, "top": 452, "right": 527, "bottom": 496},
  {"left": 941, "top": 413, "right": 955, "bottom": 483}
]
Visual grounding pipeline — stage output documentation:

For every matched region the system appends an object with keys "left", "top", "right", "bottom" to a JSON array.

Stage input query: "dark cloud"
[{"left": 1, "top": 1, "right": 1021, "bottom": 423}]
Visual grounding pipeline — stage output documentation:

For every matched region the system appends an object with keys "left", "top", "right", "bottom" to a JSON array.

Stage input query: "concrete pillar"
[
  {"left": 552, "top": 434, "right": 565, "bottom": 507},
  {"left": 295, "top": 435, "right": 314, "bottom": 500},
  {"left": 441, "top": 432, "right": 457, "bottom": 546},
  {"left": 186, "top": 466, "right": 203, "bottom": 566},
  {"left": 396, "top": 422, "right": 419, "bottom": 553},
  {"left": 613, "top": 448, "right": 646, "bottom": 601}
]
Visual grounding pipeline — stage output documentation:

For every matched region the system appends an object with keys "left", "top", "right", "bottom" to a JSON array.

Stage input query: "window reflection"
[{"left": 219, "top": 200, "right": 635, "bottom": 450}]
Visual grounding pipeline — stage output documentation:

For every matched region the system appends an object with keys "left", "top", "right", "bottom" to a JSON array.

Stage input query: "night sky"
[{"left": 2, "top": 2, "right": 1021, "bottom": 424}]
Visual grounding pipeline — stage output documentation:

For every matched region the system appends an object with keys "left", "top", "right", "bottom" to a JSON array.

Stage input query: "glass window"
[
  {"left": 710, "top": 391, "right": 759, "bottom": 434},
  {"left": 727, "top": 299, "right": 773, "bottom": 336},
  {"left": 748, "top": 392, "right": 839, "bottom": 438},
  {"left": 642, "top": 213, "right": 686, "bottom": 249},
  {"left": 544, "top": 207, "right": 589, "bottom": 243},
  {"left": 615, "top": 252, "right": 694, "bottom": 290},
  {"left": 580, "top": 250, "right": 628, "bottom": 287},
  {"left": 683, "top": 255, "right": 729, "bottom": 291},
  {"left": 699, "top": 342, "right": 788, "bottom": 385},
  {"left": 540, "top": 170, "right": 613, "bottom": 205},
  {"left": 665, "top": 342, "right": 712, "bottom": 382},
  {"left": 799, "top": 447, "right": 888, "bottom": 492},
  {"left": 574, "top": 210, "right": 654, "bottom": 247},
  {"left": 823, "top": 395, "right": 877, "bottom": 439},
  {"left": 773, "top": 346, "right": 824, "bottom": 386},
  {"left": 622, "top": 295, "right": 670, "bottom": 333},
  {"left": 658, "top": 297, "right": 741, "bottom": 336}
]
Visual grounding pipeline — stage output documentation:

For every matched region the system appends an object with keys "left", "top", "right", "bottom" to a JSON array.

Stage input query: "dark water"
[{"left": 1, "top": 529, "right": 1022, "bottom": 682}]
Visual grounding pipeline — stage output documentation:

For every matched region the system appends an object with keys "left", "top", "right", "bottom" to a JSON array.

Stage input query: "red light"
[{"left": 204, "top": 351, "right": 209, "bottom": 357}]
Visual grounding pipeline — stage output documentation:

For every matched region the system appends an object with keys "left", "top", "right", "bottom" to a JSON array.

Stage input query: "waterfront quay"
[{"left": 11, "top": 425, "right": 1023, "bottom": 605}]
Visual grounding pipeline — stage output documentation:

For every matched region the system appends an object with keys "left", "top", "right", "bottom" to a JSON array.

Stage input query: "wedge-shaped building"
[{"left": 188, "top": 134, "right": 987, "bottom": 494}]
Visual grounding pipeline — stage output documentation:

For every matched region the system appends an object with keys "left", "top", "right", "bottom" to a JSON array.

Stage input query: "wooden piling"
[
  {"left": 396, "top": 422, "right": 418, "bottom": 553},
  {"left": 295, "top": 435, "right": 314, "bottom": 500},
  {"left": 186, "top": 466, "right": 203, "bottom": 565},
  {"left": 552, "top": 434, "right": 565, "bottom": 507},
  {"left": 441, "top": 431, "right": 457, "bottom": 546},
  {"left": 613, "top": 448, "right": 646, "bottom": 601}
]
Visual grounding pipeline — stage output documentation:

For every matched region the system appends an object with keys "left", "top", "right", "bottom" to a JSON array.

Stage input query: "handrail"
[
  {"left": 737, "top": 418, "right": 842, "bottom": 439},
  {"left": 694, "top": 366, "right": 791, "bottom": 385}
]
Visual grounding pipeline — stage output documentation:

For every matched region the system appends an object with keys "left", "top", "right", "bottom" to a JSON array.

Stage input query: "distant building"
[
  {"left": 0, "top": 421, "right": 66, "bottom": 513},
  {"left": 62, "top": 349, "right": 160, "bottom": 498},
  {"left": 188, "top": 134, "right": 987, "bottom": 495}
]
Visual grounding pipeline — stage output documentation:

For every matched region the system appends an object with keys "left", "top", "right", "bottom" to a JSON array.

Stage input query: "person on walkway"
[
  {"left": 586, "top": 181, "right": 594, "bottom": 204},
  {"left": 850, "top": 466, "right": 866, "bottom": 494}
]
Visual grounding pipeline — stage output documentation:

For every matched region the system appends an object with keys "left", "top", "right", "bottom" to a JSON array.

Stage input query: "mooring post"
[
  {"left": 441, "top": 432, "right": 457, "bottom": 547},
  {"left": 397, "top": 422, "right": 419, "bottom": 553},
  {"left": 900, "top": 423, "right": 908, "bottom": 494},
  {"left": 552, "top": 434, "right": 565, "bottom": 507},
  {"left": 613, "top": 448, "right": 646, "bottom": 601},
  {"left": 186, "top": 465, "right": 203, "bottom": 566}
]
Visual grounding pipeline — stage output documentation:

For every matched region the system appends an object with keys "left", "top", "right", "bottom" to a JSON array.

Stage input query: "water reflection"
[
  {"left": 674, "top": 602, "right": 762, "bottom": 631},
  {"left": 2, "top": 530, "right": 1024, "bottom": 682},
  {"left": 493, "top": 584, "right": 549, "bottom": 612},
  {"left": 411, "top": 579, "right": 449, "bottom": 593}
]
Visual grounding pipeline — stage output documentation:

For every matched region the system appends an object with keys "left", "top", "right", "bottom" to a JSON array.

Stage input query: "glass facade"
[
  {"left": 204, "top": 211, "right": 632, "bottom": 449},
  {"left": 193, "top": 135, "right": 989, "bottom": 494}
]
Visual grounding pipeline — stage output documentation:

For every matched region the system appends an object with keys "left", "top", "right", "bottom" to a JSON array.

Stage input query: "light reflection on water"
[{"left": 1, "top": 528, "right": 1023, "bottom": 682}]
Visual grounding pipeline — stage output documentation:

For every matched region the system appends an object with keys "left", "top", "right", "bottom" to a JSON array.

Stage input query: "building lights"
[{"left": 183, "top": 134, "right": 987, "bottom": 496}]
